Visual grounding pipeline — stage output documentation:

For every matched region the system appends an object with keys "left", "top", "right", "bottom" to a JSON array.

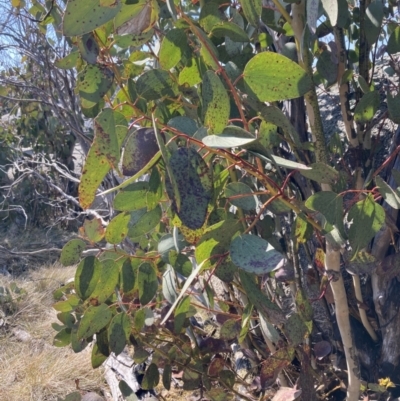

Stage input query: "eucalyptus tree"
[{"left": 25, "top": 0, "right": 400, "bottom": 399}]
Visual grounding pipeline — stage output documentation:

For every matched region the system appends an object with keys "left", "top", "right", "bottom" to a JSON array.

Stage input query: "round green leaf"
[
  {"left": 77, "top": 304, "right": 113, "bottom": 340},
  {"left": 53, "top": 328, "right": 72, "bottom": 347},
  {"left": 240, "top": 0, "right": 262, "bottom": 27},
  {"left": 159, "top": 28, "right": 190, "bottom": 69},
  {"left": 108, "top": 313, "right": 131, "bottom": 356},
  {"left": 300, "top": 162, "right": 339, "bottom": 185},
  {"left": 90, "top": 259, "right": 120, "bottom": 303},
  {"left": 354, "top": 90, "right": 379, "bottom": 124},
  {"left": 195, "top": 219, "right": 241, "bottom": 268},
  {"left": 128, "top": 205, "right": 162, "bottom": 239},
  {"left": 113, "top": 182, "right": 149, "bottom": 211},
  {"left": 60, "top": 239, "right": 86, "bottom": 266},
  {"left": 243, "top": 52, "right": 312, "bottom": 102},
  {"left": 136, "top": 69, "right": 177, "bottom": 100},
  {"left": 224, "top": 182, "right": 257, "bottom": 210},
  {"left": 95, "top": 109, "right": 120, "bottom": 169},
  {"left": 348, "top": 194, "right": 385, "bottom": 256},
  {"left": 220, "top": 319, "right": 241, "bottom": 341},
  {"left": 54, "top": 51, "right": 79, "bottom": 69},
  {"left": 105, "top": 212, "right": 131, "bottom": 244},
  {"left": 75, "top": 256, "right": 102, "bottom": 301},
  {"left": 211, "top": 21, "right": 249, "bottom": 42},
  {"left": 142, "top": 363, "right": 160, "bottom": 390},
  {"left": 63, "top": 0, "right": 122, "bottom": 37},
  {"left": 138, "top": 262, "right": 158, "bottom": 305},
  {"left": 82, "top": 218, "right": 105, "bottom": 243},
  {"left": 167, "top": 147, "right": 213, "bottom": 230},
  {"left": 230, "top": 234, "right": 284, "bottom": 274},
  {"left": 202, "top": 70, "right": 230, "bottom": 134}
]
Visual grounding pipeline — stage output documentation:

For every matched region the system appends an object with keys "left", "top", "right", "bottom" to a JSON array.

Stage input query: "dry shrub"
[{"left": 0, "top": 263, "right": 107, "bottom": 401}]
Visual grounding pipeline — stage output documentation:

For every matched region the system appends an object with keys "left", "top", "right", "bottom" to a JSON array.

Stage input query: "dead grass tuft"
[{"left": 0, "top": 263, "right": 106, "bottom": 401}]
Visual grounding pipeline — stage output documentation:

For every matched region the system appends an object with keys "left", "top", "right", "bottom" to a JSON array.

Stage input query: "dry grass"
[{"left": 0, "top": 263, "right": 107, "bottom": 401}]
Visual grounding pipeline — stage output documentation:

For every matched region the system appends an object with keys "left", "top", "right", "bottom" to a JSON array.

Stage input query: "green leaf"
[
  {"left": 63, "top": 0, "right": 122, "bottom": 37},
  {"left": 230, "top": 234, "right": 284, "bottom": 274},
  {"left": 167, "top": 147, "right": 213, "bottom": 230},
  {"left": 120, "top": 258, "right": 138, "bottom": 294},
  {"left": 119, "top": 381, "right": 139, "bottom": 401},
  {"left": 82, "top": 218, "right": 105, "bottom": 243},
  {"left": 113, "top": 182, "right": 149, "bottom": 211},
  {"left": 95, "top": 109, "right": 120, "bottom": 168},
  {"left": 79, "top": 137, "right": 111, "bottom": 209},
  {"left": 354, "top": 90, "right": 379, "bottom": 124},
  {"left": 142, "top": 363, "right": 160, "bottom": 389},
  {"left": 387, "top": 91, "right": 400, "bottom": 124},
  {"left": 224, "top": 182, "right": 257, "bottom": 210},
  {"left": 199, "top": 3, "right": 221, "bottom": 32},
  {"left": 174, "top": 295, "right": 191, "bottom": 333},
  {"left": 54, "top": 51, "right": 79, "bottom": 69},
  {"left": 240, "top": 0, "right": 262, "bottom": 27},
  {"left": 220, "top": 319, "right": 241, "bottom": 341},
  {"left": 91, "top": 342, "right": 108, "bottom": 368},
  {"left": 105, "top": 212, "right": 131, "bottom": 244},
  {"left": 321, "top": 0, "right": 338, "bottom": 26},
  {"left": 167, "top": 117, "right": 198, "bottom": 136},
  {"left": 215, "top": 258, "right": 237, "bottom": 283},
  {"left": 128, "top": 205, "right": 162, "bottom": 239},
  {"left": 348, "top": 194, "right": 385, "bottom": 255},
  {"left": 211, "top": 21, "right": 249, "bottom": 42},
  {"left": 300, "top": 162, "right": 339, "bottom": 185},
  {"left": 388, "top": 27, "right": 400, "bottom": 55},
  {"left": 147, "top": 167, "right": 163, "bottom": 210},
  {"left": 53, "top": 327, "right": 71, "bottom": 347},
  {"left": 202, "top": 70, "right": 230, "bottom": 134},
  {"left": 316, "top": 50, "right": 338, "bottom": 87},
  {"left": 90, "top": 259, "right": 120, "bottom": 303},
  {"left": 159, "top": 29, "right": 190, "bottom": 69},
  {"left": 138, "top": 262, "right": 158, "bottom": 305},
  {"left": 60, "top": 239, "right": 86, "bottom": 266},
  {"left": 169, "top": 251, "right": 193, "bottom": 277},
  {"left": 136, "top": 69, "right": 177, "bottom": 100},
  {"left": 238, "top": 270, "right": 285, "bottom": 324},
  {"left": 163, "top": 364, "right": 172, "bottom": 390},
  {"left": 71, "top": 326, "right": 89, "bottom": 353},
  {"left": 75, "top": 256, "right": 102, "bottom": 301},
  {"left": 77, "top": 304, "right": 113, "bottom": 340},
  {"left": 196, "top": 219, "right": 241, "bottom": 268},
  {"left": 375, "top": 175, "right": 400, "bottom": 210},
  {"left": 114, "top": 30, "right": 153, "bottom": 49},
  {"left": 179, "top": 60, "right": 203, "bottom": 86},
  {"left": 365, "top": 1, "right": 383, "bottom": 45},
  {"left": 243, "top": 52, "right": 312, "bottom": 102},
  {"left": 108, "top": 313, "right": 131, "bottom": 355},
  {"left": 305, "top": 191, "right": 344, "bottom": 233},
  {"left": 78, "top": 65, "right": 113, "bottom": 109}
]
